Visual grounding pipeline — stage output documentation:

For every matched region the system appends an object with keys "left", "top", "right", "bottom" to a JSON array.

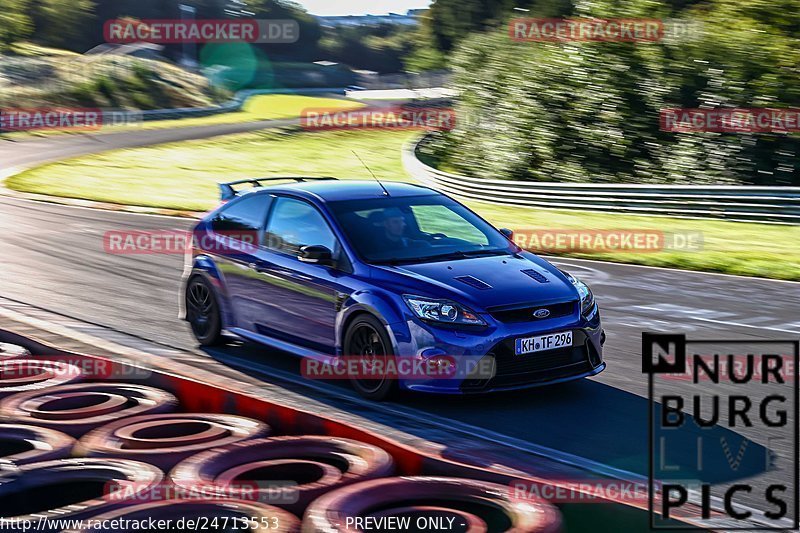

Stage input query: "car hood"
[{"left": 371, "top": 253, "right": 579, "bottom": 310}]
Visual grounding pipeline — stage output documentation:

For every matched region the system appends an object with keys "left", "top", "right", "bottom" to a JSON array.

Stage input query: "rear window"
[{"left": 211, "top": 195, "right": 271, "bottom": 234}]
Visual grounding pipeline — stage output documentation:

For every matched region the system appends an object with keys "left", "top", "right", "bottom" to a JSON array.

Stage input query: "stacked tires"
[{"left": 0, "top": 354, "right": 562, "bottom": 532}]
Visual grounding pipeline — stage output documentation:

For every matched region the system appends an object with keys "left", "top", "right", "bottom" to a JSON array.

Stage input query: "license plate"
[{"left": 515, "top": 331, "right": 573, "bottom": 355}]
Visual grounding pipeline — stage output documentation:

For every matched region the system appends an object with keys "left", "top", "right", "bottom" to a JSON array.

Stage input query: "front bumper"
[{"left": 389, "top": 307, "right": 605, "bottom": 394}]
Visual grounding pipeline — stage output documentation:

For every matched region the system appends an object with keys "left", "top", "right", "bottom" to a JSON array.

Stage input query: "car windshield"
[{"left": 329, "top": 195, "right": 516, "bottom": 264}]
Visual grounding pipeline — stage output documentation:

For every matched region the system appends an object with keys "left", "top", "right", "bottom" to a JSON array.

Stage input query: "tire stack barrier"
[
  {"left": 0, "top": 333, "right": 702, "bottom": 532},
  {"left": 0, "top": 382, "right": 178, "bottom": 436},
  {"left": 0, "top": 360, "right": 83, "bottom": 398},
  {"left": 76, "top": 413, "right": 270, "bottom": 470},
  {"left": 0, "top": 343, "right": 30, "bottom": 359},
  {"left": 170, "top": 436, "right": 395, "bottom": 514},
  {"left": 0, "top": 458, "right": 162, "bottom": 530},
  {"left": 304, "top": 477, "right": 562, "bottom": 533},
  {"left": 0, "top": 424, "right": 75, "bottom": 465}
]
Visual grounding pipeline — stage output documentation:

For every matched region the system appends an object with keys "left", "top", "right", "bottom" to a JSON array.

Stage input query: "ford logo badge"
[{"left": 533, "top": 309, "right": 551, "bottom": 319}]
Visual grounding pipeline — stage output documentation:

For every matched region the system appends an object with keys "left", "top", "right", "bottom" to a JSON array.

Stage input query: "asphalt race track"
[{"left": 1, "top": 125, "right": 798, "bottom": 514}]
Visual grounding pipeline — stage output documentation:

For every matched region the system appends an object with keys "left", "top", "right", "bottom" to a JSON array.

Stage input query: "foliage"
[
  {"left": 429, "top": 0, "right": 800, "bottom": 185},
  {"left": 0, "top": 0, "right": 33, "bottom": 51},
  {"left": 318, "top": 24, "right": 417, "bottom": 73},
  {"left": 29, "top": 0, "right": 94, "bottom": 51},
  {"left": 0, "top": 49, "right": 231, "bottom": 109}
]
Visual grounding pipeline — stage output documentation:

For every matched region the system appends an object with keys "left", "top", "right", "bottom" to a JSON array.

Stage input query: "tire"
[
  {"left": 303, "top": 476, "right": 562, "bottom": 533},
  {"left": 170, "top": 435, "right": 395, "bottom": 514},
  {"left": 0, "top": 360, "right": 83, "bottom": 398},
  {"left": 185, "top": 275, "right": 223, "bottom": 346},
  {"left": 76, "top": 413, "right": 270, "bottom": 471},
  {"left": 0, "top": 343, "right": 31, "bottom": 359},
  {"left": 0, "top": 424, "right": 75, "bottom": 465},
  {"left": 62, "top": 501, "right": 301, "bottom": 533},
  {"left": 0, "top": 382, "right": 178, "bottom": 437},
  {"left": 0, "top": 458, "right": 162, "bottom": 529},
  {"left": 343, "top": 314, "right": 398, "bottom": 401}
]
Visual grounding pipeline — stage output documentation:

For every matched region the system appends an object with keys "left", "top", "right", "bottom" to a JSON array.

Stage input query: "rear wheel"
[
  {"left": 185, "top": 276, "right": 223, "bottom": 346},
  {"left": 344, "top": 315, "right": 398, "bottom": 401}
]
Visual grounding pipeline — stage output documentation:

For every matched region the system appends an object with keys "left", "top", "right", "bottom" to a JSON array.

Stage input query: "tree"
[
  {"left": 424, "top": 0, "right": 573, "bottom": 54},
  {"left": 428, "top": 0, "right": 800, "bottom": 186},
  {"left": 29, "top": 0, "right": 94, "bottom": 51},
  {"left": 0, "top": 0, "right": 33, "bottom": 51}
]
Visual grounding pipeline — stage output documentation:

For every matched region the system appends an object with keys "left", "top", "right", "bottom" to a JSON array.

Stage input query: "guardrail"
[
  {"left": 403, "top": 134, "right": 800, "bottom": 224},
  {"left": 103, "top": 87, "right": 347, "bottom": 123}
]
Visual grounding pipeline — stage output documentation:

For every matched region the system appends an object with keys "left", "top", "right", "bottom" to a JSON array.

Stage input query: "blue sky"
[{"left": 291, "top": 0, "right": 432, "bottom": 16}]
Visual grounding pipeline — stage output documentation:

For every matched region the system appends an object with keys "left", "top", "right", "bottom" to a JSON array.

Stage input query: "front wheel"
[
  {"left": 185, "top": 276, "right": 223, "bottom": 346},
  {"left": 343, "top": 315, "right": 398, "bottom": 401}
]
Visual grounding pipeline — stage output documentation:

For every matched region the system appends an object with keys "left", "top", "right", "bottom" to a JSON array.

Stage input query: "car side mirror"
[
  {"left": 500, "top": 228, "right": 514, "bottom": 240},
  {"left": 298, "top": 245, "right": 333, "bottom": 265}
]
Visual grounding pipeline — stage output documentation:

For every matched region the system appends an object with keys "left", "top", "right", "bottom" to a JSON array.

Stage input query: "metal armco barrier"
[
  {"left": 403, "top": 135, "right": 800, "bottom": 224},
  {"left": 102, "top": 88, "right": 348, "bottom": 124}
]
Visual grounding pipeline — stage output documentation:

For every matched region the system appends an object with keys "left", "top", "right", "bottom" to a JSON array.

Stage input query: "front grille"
[
  {"left": 488, "top": 300, "right": 577, "bottom": 323},
  {"left": 460, "top": 330, "right": 591, "bottom": 391}
]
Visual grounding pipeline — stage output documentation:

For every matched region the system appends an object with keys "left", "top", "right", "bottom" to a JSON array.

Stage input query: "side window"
[
  {"left": 411, "top": 205, "right": 489, "bottom": 244},
  {"left": 266, "top": 197, "right": 339, "bottom": 256},
  {"left": 211, "top": 195, "right": 271, "bottom": 242}
]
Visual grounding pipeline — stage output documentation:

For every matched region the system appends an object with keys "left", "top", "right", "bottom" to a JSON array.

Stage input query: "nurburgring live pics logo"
[{"left": 643, "top": 333, "right": 799, "bottom": 530}]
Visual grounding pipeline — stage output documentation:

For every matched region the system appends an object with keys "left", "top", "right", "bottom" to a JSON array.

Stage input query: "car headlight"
[
  {"left": 403, "top": 295, "right": 486, "bottom": 326},
  {"left": 564, "top": 272, "right": 596, "bottom": 318}
]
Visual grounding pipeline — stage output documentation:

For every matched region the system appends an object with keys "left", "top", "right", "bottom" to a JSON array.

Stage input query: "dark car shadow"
[{"left": 201, "top": 340, "right": 770, "bottom": 486}]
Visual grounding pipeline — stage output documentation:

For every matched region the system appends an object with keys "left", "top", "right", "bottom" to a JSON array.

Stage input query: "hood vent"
[
  {"left": 454, "top": 275, "right": 492, "bottom": 290},
  {"left": 521, "top": 269, "right": 549, "bottom": 283}
]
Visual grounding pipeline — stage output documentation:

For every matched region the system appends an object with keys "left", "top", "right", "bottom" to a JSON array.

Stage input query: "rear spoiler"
[{"left": 219, "top": 177, "right": 338, "bottom": 201}]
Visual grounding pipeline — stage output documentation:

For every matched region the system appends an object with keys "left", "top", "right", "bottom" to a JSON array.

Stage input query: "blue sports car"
[{"left": 182, "top": 177, "right": 605, "bottom": 399}]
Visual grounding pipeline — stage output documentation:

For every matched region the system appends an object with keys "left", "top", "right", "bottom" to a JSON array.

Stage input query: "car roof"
[{"left": 246, "top": 180, "right": 439, "bottom": 202}]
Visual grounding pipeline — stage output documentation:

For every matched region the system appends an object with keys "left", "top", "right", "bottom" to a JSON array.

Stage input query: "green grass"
[
  {"left": 115, "top": 94, "right": 363, "bottom": 132},
  {"left": 477, "top": 203, "right": 800, "bottom": 281},
  {"left": 7, "top": 128, "right": 799, "bottom": 281},
  {"left": 8, "top": 128, "right": 417, "bottom": 211},
  {"left": 0, "top": 95, "right": 363, "bottom": 139}
]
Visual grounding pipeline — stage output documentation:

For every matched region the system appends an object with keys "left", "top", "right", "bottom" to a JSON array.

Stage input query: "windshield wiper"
[
  {"left": 409, "top": 249, "right": 510, "bottom": 264},
  {"left": 372, "top": 249, "right": 509, "bottom": 266}
]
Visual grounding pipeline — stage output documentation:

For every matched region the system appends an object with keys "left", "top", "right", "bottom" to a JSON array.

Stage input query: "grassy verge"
[
  {"left": 7, "top": 128, "right": 798, "bottom": 281},
  {"left": 129, "top": 94, "right": 363, "bottom": 131},
  {"left": 7, "top": 129, "right": 417, "bottom": 211},
  {"left": 0, "top": 95, "right": 363, "bottom": 140}
]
